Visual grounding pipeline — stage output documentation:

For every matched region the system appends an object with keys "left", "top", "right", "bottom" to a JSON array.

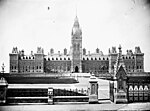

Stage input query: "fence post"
[
  {"left": 88, "top": 74, "right": 98, "bottom": 104},
  {"left": 0, "top": 77, "right": 8, "bottom": 104},
  {"left": 48, "top": 87, "right": 54, "bottom": 105}
]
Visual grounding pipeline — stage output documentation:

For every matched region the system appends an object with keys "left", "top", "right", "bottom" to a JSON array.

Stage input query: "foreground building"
[{"left": 9, "top": 16, "right": 144, "bottom": 74}]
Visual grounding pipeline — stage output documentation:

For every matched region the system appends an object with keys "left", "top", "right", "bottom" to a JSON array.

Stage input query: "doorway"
[{"left": 75, "top": 66, "right": 79, "bottom": 73}]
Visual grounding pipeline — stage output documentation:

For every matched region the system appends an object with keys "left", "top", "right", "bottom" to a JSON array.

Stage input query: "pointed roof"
[{"left": 73, "top": 16, "right": 80, "bottom": 28}]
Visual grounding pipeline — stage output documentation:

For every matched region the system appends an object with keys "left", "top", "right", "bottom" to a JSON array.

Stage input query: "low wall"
[{"left": 6, "top": 88, "right": 89, "bottom": 104}]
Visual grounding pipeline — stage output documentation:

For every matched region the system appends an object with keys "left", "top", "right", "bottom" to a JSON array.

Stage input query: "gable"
[{"left": 116, "top": 65, "right": 127, "bottom": 79}]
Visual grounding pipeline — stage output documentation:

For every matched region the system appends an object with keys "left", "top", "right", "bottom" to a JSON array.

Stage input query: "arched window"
[
  {"left": 140, "top": 66, "right": 142, "bottom": 69},
  {"left": 26, "top": 56, "right": 28, "bottom": 59},
  {"left": 23, "top": 56, "right": 25, "bottom": 59},
  {"left": 99, "top": 58, "right": 101, "bottom": 60},
  {"left": 64, "top": 58, "right": 66, "bottom": 60},
  {"left": 91, "top": 58, "right": 93, "bottom": 60},
  {"left": 126, "top": 57, "right": 128, "bottom": 59},
  {"left": 52, "top": 58, "right": 54, "bottom": 60},
  {"left": 48, "top": 58, "right": 50, "bottom": 61},
  {"left": 56, "top": 58, "right": 58, "bottom": 60},
  {"left": 112, "top": 66, "right": 114, "bottom": 69},
  {"left": 122, "top": 57, "right": 124, "bottom": 59},
  {"left": 107, "top": 58, "right": 109, "bottom": 60},
  {"left": 83, "top": 58, "right": 85, "bottom": 60},
  {"left": 87, "top": 58, "right": 89, "bottom": 60},
  {"left": 60, "top": 58, "right": 62, "bottom": 60},
  {"left": 129, "top": 57, "right": 131, "bottom": 59},
  {"left": 68, "top": 58, "right": 70, "bottom": 60},
  {"left": 132, "top": 57, "right": 134, "bottom": 59},
  {"left": 103, "top": 58, "right": 105, "bottom": 60},
  {"left": 29, "top": 57, "right": 31, "bottom": 59},
  {"left": 95, "top": 58, "right": 97, "bottom": 60}
]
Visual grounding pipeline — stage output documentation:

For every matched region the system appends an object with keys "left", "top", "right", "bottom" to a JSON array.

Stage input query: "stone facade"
[{"left": 9, "top": 16, "right": 144, "bottom": 74}]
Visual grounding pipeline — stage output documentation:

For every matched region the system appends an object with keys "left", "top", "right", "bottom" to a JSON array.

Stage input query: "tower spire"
[{"left": 75, "top": 1, "right": 78, "bottom": 17}]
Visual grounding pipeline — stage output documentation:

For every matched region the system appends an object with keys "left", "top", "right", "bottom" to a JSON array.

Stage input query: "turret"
[
  {"left": 35, "top": 47, "right": 44, "bottom": 73},
  {"left": 9, "top": 47, "right": 19, "bottom": 73},
  {"left": 134, "top": 46, "right": 144, "bottom": 72},
  {"left": 83, "top": 48, "right": 86, "bottom": 55},
  {"left": 109, "top": 46, "right": 118, "bottom": 74},
  {"left": 96, "top": 48, "right": 100, "bottom": 53}
]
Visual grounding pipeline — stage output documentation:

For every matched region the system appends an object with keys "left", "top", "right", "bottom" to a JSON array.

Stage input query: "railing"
[{"left": 6, "top": 87, "right": 89, "bottom": 104}]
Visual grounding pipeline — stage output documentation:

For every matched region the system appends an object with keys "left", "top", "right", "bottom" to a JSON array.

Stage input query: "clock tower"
[{"left": 71, "top": 16, "right": 82, "bottom": 73}]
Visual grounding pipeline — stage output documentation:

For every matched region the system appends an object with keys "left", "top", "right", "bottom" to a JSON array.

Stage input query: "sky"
[{"left": 0, "top": 0, "right": 150, "bottom": 73}]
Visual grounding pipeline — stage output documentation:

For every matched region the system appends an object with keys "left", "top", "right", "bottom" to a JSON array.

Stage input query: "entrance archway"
[{"left": 75, "top": 66, "right": 79, "bottom": 73}]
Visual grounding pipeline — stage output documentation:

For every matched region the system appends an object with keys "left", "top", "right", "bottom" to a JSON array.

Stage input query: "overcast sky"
[{"left": 0, "top": 0, "right": 150, "bottom": 72}]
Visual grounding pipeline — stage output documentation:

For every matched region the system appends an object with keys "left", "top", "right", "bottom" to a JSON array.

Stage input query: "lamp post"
[{"left": 1, "top": 63, "right": 5, "bottom": 77}]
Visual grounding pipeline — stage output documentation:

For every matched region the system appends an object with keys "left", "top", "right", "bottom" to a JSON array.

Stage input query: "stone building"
[{"left": 9, "top": 16, "right": 144, "bottom": 74}]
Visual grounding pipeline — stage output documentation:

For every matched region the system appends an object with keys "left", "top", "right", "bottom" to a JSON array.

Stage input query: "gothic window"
[
  {"left": 112, "top": 66, "right": 114, "bottom": 69},
  {"left": 29, "top": 57, "right": 31, "bottom": 59},
  {"left": 118, "top": 79, "right": 123, "bottom": 89},
  {"left": 26, "top": 56, "right": 28, "bottom": 59},
  {"left": 91, "top": 84, "right": 95, "bottom": 94},
  {"left": 67, "top": 66, "right": 70, "bottom": 71},
  {"left": 74, "top": 44, "right": 76, "bottom": 51}
]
